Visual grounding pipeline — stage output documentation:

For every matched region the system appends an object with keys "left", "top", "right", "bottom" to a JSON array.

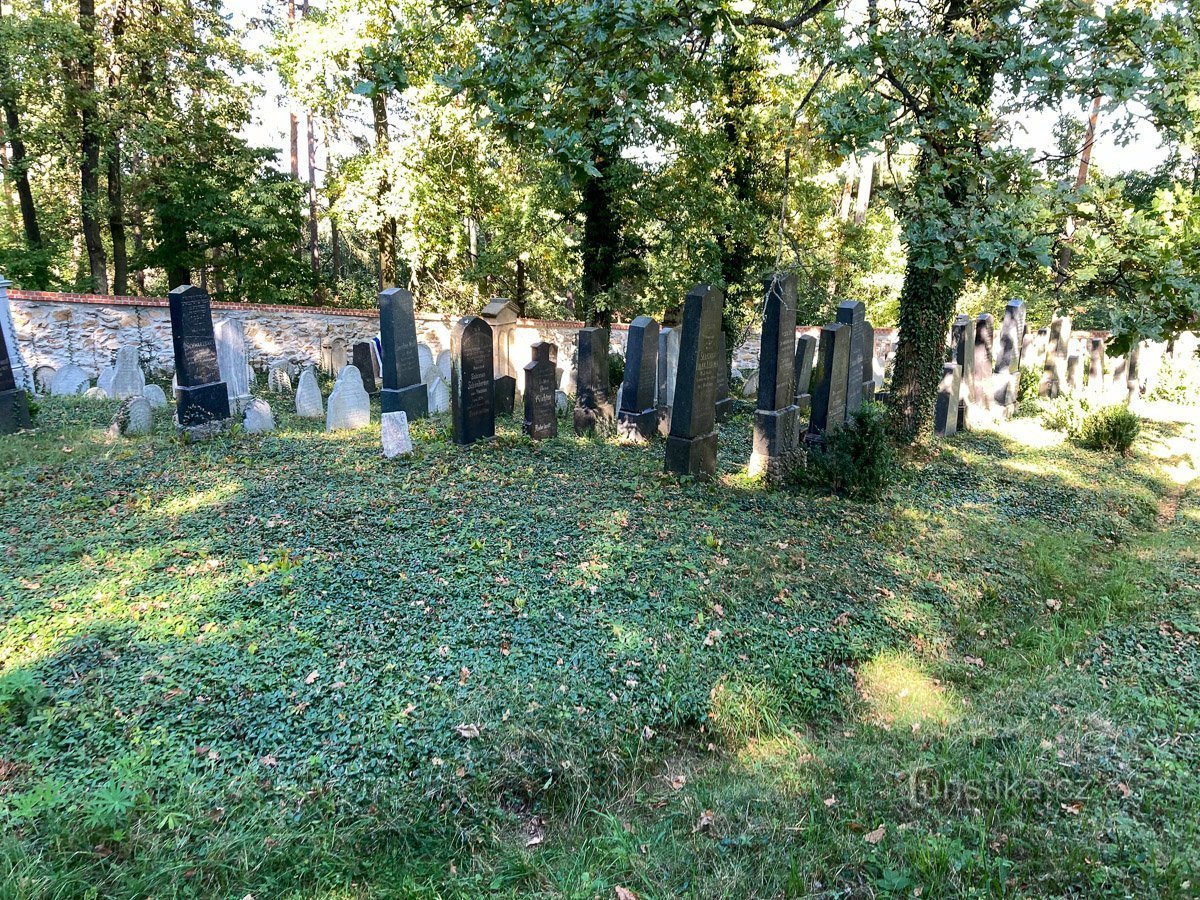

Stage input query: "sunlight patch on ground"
[
  {"left": 734, "top": 731, "right": 817, "bottom": 797},
  {"left": 154, "top": 480, "right": 244, "bottom": 518},
  {"left": 857, "top": 651, "right": 958, "bottom": 730},
  {"left": 994, "top": 417, "right": 1068, "bottom": 449}
]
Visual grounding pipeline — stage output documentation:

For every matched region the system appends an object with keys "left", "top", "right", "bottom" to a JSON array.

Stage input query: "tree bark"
[
  {"left": 515, "top": 257, "right": 527, "bottom": 316},
  {"left": 0, "top": 3, "right": 47, "bottom": 283},
  {"left": 371, "top": 90, "right": 397, "bottom": 288},
  {"left": 107, "top": 140, "right": 128, "bottom": 295},
  {"left": 330, "top": 217, "right": 340, "bottom": 294},
  {"left": 77, "top": 0, "right": 108, "bottom": 293},
  {"left": 307, "top": 112, "right": 319, "bottom": 293},
  {"left": 580, "top": 148, "right": 619, "bottom": 327}
]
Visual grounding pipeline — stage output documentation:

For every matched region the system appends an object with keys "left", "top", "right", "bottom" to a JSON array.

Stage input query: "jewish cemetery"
[{"left": 1, "top": 1, "right": 1199, "bottom": 895}]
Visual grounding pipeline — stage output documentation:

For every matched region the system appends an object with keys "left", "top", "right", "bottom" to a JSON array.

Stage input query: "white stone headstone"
[
  {"left": 34, "top": 366, "right": 57, "bottom": 394},
  {"left": 142, "top": 384, "right": 169, "bottom": 409},
  {"left": 436, "top": 349, "right": 452, "bottom": 383},
  {"left": 243, "top": 398, "right": 276, "bottom": 434},
  {"left": 109, "top": 347, "right": 146, "bottom": 400},
  {"left": 215, "top": 318, "right": 251, "bottom": 412},
  {"left": 0, "top": 278, "right": 33, "bottom": 392},
  {"left": 741, "top": 370, "right": 759, "bottom": 398},
  {"left": 123, "top": 397, "right": 153, "bottom": 436},
  {"left": 427, "top": 374, "right": 450, "bottom": 414},
  {"left": 326, "top": 365, "right": 370, "bottom": 431},
  {"left": 381, "top": 411, "right": 413, "bottom": 458},
  {"left": 418, "top": 344, "right": 434, "bottom": 382},
  {"left": 268, "top": 366, "right": 293, "bottom": 394},
  {"left": 555, "top": 390, "right": 569, "bottom": 414},
  {"left": 84, "top": 386, "right": 108, "bottom": 400},
  {"left": 50, "top": 365, "right": 90, "bottom": 396},
  {"left": 98, "top": 366, "right": 115, "bottom": 395},
  {"left": 295, "top": 366, "right": 324, "bottom": 418},
  {"left": 661, "top": 327, "right": 681, "bottom": 408}
]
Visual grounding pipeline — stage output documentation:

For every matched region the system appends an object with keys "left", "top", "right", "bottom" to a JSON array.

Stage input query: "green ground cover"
[{"left": 1, "top": 392, "right": 1197, "bottom": 898}]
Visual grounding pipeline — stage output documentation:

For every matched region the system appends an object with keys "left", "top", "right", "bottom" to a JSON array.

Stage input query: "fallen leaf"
[
  {"left": 454, "top": 723, "right": 481, "bottom": 739},
  {"left": 963, "top": 656, "right": 984, "bottom": 668},
  {"left": 259, "top": 755, "right": 277, "bottom": 768},
  {"left": 1117, "top": 782, "right": 1131, "bottom": 799},
  {"left": 615, "top": 888, "right": 641, "bottom": 900},
  {"left": 670, "top": 774, "right": 687, "bottom": 790},
  {"left": 525, "top": 833, "right": 544, "bottom": 848},
  {"left": 1061, "top": 801, "right": 1083, "bottom": 815},
  {"left": 305, "top": 670, "right": 319, "bottom": 685},
  {"left": 864, "top": 824, "right": 886, "bottom": 844},
  {"left": 824, "top": 796, "right": 837, "bottom": 808},
  {"left": 693, "top": 809, "right": 715, "bottom": 832}
]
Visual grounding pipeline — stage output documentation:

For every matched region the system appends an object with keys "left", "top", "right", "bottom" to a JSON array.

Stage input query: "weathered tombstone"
[
  {"left": 934, "top": 363, "right": 961, "bottom": 437},
  {"left": 950, "top": 314, "right": 976, "bottom": 430},
  {"left": 427, "top": 372, "right": 450, "bottom": 414},
  {"left": 1040, "top": 316, "right": 1071, "bottom": 398},
  {"left": 51, "top": 365, "right": 90, "bottom": 396},
  {"left": 143, "top": 384, "right": 168, "bottom": 409},
  {"left": 714, "top": 331, "right": 733, "bottom": 423},
  {"left": 326, "top": 365, "right": 371, "bottom": 431},
  {"left": 109, "top": 347, "right": 146, "bottom": 400},
  {"left": 84, "top": 386, "right": 107, "bottom": 401},
  {"left": 268, "top": 366, "right": 293, "bottom": 394},
  {"left": 494, "top": 375, "right": 517, "bottom": 416},
  {"left": 994, "top": 299, "right": 1026, "bottom": 374},
  {"left": 1088, "top": 337, "right": 1106, "bottom": 394},
  {"left": 121, "top": 397, "right": 154, "bottom": 436},
  {"left": 168, "top": 285, "right": 231, "bottom": 430},
  {"left": 378, "top": 287, "right": 428, "bottom": 419},
  {"left": 1066, "top": 352, "right": 1082, "bottom": 393},
  {"left": 656, "top": 325, "right": 680, "bottom": 435},
  {"left": 836, "top": 300, "right": 867, "bottom": 419},
  {"left": 573, "top": 326, "right": 613, "bottom": 435},
  {"left": 352, "top": 342, "right": 378, "bottom": 395},
  {"left": 34, "top": 365, "right": 56, "bottom": 394},
  {"left": 327, "top": 338, "right": 348, "bottom": 376},
  {"left": 98, "top": 366, "right": 116, "bottom": 396},
  {"left": 0, "top": 276, "right": 32, "bottom": 393},
  {"left": 972, "top": 314, "right": 995, "bottom": 407},
  {"left": 794, "top": 333, "right": 818, "bottom": 414},
  {"left": 0, "top": 310, "right": 30, "bottom": 434},
  {"left": 381, "top": 410, "right": 414, "bottom": 458},
  {"left": 861, "top": 321, "right": 876, "bottom": 402},
  {"left": 618, "top": 316, "right": 660, "bottom": 441},
  {"left": 807, "top": 323, "right": 850, "bottom": 441},
  {"left": 523, "top": 341, "right": 558, "bottom": 440},
  {"left": 742, "top": 370, "right": 759, "bottom": 398},
  {"left": 417, "top": 344, "right": 434, "bottom": 382},
  {"left": 243, "top": 398, "right": 276, "bottom": 434},
  {"left": 214, "top": 318, "right": 251, "bottom": 412},
  {"left": 451, "top": 316, "right": 495, "bottom": 445},
  {"left": 295, "top": 366, "right": 324, "bottom": 418},
  {"left": 436, "top": 350, "right": 452, "bottom": 384},
  {"left": 664, "top": 285, "right": 723, "bottom": 479},
  {"left": 1125, "top": 341, "right": 1143, "bottom": 402},
  {"left": 750, "top": 275, "right": 801, "bottom": 480}
]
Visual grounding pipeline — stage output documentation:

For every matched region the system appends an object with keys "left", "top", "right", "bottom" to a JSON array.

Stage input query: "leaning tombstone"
[
  {"left": 214, "top": 318, "right": 251, "bottom": 413},
  {"left": 573, "top": 326, "right": 613, "bottom": 435},
  {"left": 110, "top": 347, "right": 146, "bottom": 400},
  {"left": 0, "top": 313, "right": 30, "bottom": 434},
  {"left": 618, "top": 316, "right": 660, "bottom": 441},
  {"left": 243, "top": 398, "right": 276, "bottom": 434},
  {"left": 664, "top": 285, "right": 723, "bottom": 479},
  {"left": 98, "top": 366, "right": 116, "bottom": 396},
  {"left": 934, "top": 363, "right": 962, "bottom": 437},
  {"left": 378, "top": 287, "right": 428, "bottom": 419},
  {"left": 427, "top": 371, "right": 451, "bottom": 414},
  {"left": 806, "top": 323, "right": 851, "bottom": 443},
  {"left": 142, "top": 384, "right": 169, "bottom": 410},
  {"left": 523, "top": 341, "right": 559, "bottom": 439},
  {"left": 352, "top": 341, "right": 378, "bottom": 395},
  {"left": 714, "top": 331, "right": 733, "bottom": 423},
  {"left": 168, "top": 285, "right": 231, "bottom": 434},
  {"left": 1065, "top": 351, "right": 1082, "bottom": 393},
  {"left": 794, "top": 333, "right": 818, "bottom": 414},
  {"left": 51, "top": 365, "right": 90, "bottom": 396},
  {"left": 451, "top": 315, "right": 496, "bottom": 445},
  {"left": 994, "top": 299, "right": 1026, "bottom": 374},
  {"left": 381, "top": 411, "right": 414, "bottom": 458},
  {"left": 326, "top": 365, "right": 371, "bottom": 432},
  {"left": 295, "top": 365, "right": 324, "bottom": 418},
  {"left": 1040, "top": 316, "right": 1070, "bottom": 398},
  {"left": 749, "top": 274, "right": 802, "bottom": 481}
]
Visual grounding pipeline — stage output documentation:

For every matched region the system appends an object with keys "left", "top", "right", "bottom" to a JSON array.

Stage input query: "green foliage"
[
  {"left": 0, "top": 669, "right": 44, "bottom": 726},
  {"left": 1149, "top": 352, "right": 1200, "bottom": 407},
  {"left": 1073, "top": 404, "right": 1141, "bottom": 456},
  {"left": 607, "top": 351, "right": 624, "bottom": 390},
  {"left": 1040, "top": 394, "right": 1091, "bottom": 433},
  {"left": 798, "top": 401, "right": 898, "bottom": 501},
  {"left": 1017, "top": 365, "right": 1042, "bottom": 404}
]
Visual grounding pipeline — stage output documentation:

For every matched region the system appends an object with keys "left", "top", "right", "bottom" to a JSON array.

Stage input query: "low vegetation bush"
[
  {"left": 1072, "top": 404, "right": 1141, "bottom": 455},
  {"left": 1041, "top": 394, "right": 1090, "bottom": 433},
  {"left": 1149, "top": 355, "right": 1200, "bottom": 406},
  {"left": 796, "top": 401, "right": 897, "bottom": 501}
]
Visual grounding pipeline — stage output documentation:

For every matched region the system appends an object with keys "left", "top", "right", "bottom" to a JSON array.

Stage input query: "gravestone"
[
  {"left": 656, "top": 326, "right": 680, "bottom": 435},
  {"left": 861, "top": 322, "right": 876, "bottom": 402},
  {"left": 495, "top": 375, "right": 517, "bottom": 416},
  {"left": 34, "top": 365, "right": 56, "bottom": 394},
  {"left": 714, "top": 331, "right": 733, "bottom": 423},
  {"left": 214, "top": 318, "right": 251, "bottom": 412},
  {"left": 352, "top": 342, "right": 378, "bottom": 395},
  {"left": 1125, "top": 341, "right": 1143, "bottom": 401},
  {"left": 523, "top": 341, "right": 558, "bottom": 440},
  {"left": 168, "top": 285, "right": 231, "bottom": 430},
  {"left": 417, "top": 344, "right": 434, "bottom": 382},
  {"left": 1066, "top": 351, "right": 1082, "bottom": 393},
  {"left": 143, "top": 384, "right": 168, "bottom": 409},
  {"left": 1088, "top": 337, "right": 1106, "bottom": 394},
  {"left": 1040, "top": 316, "right": 1071, "bottom": 398},
  {"left": 836, "top": 300, "right": 867, "bottom": 418},
  {"left": 618, "top": 316, "right": 660, "bottom": 441},
  {"left": 0, "top": 309, "right": 30, "bottom": 434},
  {"left": 98, "top": 366, "right": 116, "bottom": 396},
  {"left": 378, "top": 287, "right": 428, "bottom": 419},
  {"left": 750, "top": 275, "right": 801, "bottom": 481},
  {"left": 0, "top": 276, "right": 32, "bottom": 392},
  {"left": 122, "top": 397, "right": 154, "bottom": 436},
  {"left": 84, "top": 386, "right": 107, "bottom": 400},
  {"left": 50, "top": 365, "right": 90, "bottom": 396},
  {"left": 794, "top": 333, "right": 818, "bottom": 414},
  {"left": 436, "top": 350, "right": 452, "bottom": 384},
  {"left": 326, "top": 365, "right": 371, "bottom": 431},
  {"left": 972, "top": 314, "right": 994, "bottom": 407},
  {"left": 994, "top": 299, "right": 1026, "bottom": 374},
  {"left": 427, "top": 372, "right": 450, "bottom": 414},
  {"left": 110, "top": 347, "right": 146, "bottom": 400},
  {"left": 295, "top": 366, "right": 324, "bottom": 418},
  {"left": 664, "top": 285, "right": 723, "bottom": 479},
  {"left": 381, "top": 411, "right": 414, "bottom": 458},
  {"left": 950, "top": 314, "right": 975, "bottom": 430},
  {"left": 807, "top": 323, "right": 850, "bottom": 441},
  {"left": 268, "top": 366, "right": 293, "bottom": 394},
  {"left": 451, "top": 316, "right": 495, "bottom": 445},
  {"left": 243, "top": 398, "right": 276, "bottom": 434},
  {"left": 573, "top": 326, "right": 613, "bottom": 435},
  {"left": 934, "top": 363, "right": 961, "bottom": 437}
]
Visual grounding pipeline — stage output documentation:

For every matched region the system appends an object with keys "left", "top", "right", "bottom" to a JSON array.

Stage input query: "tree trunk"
[
  {"left": 0, "top": 5, "right": 47, "bottom": 284},
  {"left": 1055, "top": 93, "right": 1101, "bottom": 286},
  {"left": 580, "top": 150, "right": 618, "bottom": 327},
  {"left": 515, "top": 257, "right": 527, "bottom": 316},
  {"left": 107, "top": 140, "right": 128, "bottom": 294},
  {"left": 371, "top": 90, "right": 397, "bottom": 288},
  {"left": 78, "top": 0, "right": 108, "bottom": 293},
  {"left": 307, "top": 112, "right": 319, "bottom": 294},
  {"left": 330, "top": 217, "right": 340, "bottom": 295}
]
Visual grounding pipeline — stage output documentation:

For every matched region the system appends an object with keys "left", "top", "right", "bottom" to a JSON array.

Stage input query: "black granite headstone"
[
  {"left": 618, "top": 315, "right": 659, "bottom": 440},
  {"left": 451, "top": 316, "right": 495, "bottom": 445},
  {"left": 836, "top": 300, "right": 867, "bottom": 419},
  {"left": 378, "top": 287, "right": 428, "bottom": 419},
  {"left": 794, "top": 333, "right": 818, "bottom": 414},
  {"left": 807, "top": 323, "right": 850, "bottom": 441},
  {"left": 495, "top": 375, "right": 516, "bottom": 416},
  {"left": 573, "top": 326, "right": 613, "bottom": 435},
  {"left": 714, "top": 331, "right": 733, "bottom": 423},
  {"left": 0, "top": 319, "right": 30, "bottom": 435},
  {"left": 750, "top": 275, "right": 801, "bottom": 479},
  {"left": 665, "top": 285, "right": 723, "bottom": 478},
  {"left": 168, "top": 285, "right": 231, "bottom": 428},
  {"left": 353, "top": 342, "right": 378, "bottom": 394},
  {"left": 523, "top": 341, "right": 558, "bottom": 439}
]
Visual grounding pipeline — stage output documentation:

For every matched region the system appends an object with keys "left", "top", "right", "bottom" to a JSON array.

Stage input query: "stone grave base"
[
  {"left": 0, "top": 388, "right": 31, "bottom": 435},
  {"left": 381, "top": 383, "right": 429, "bottom": 420},
  {"left": 176, "top": 417, "right": 232, "bottom": 442},
  {"left": 176, "top": 382, "right": 231, "bottom": 429},
  {"left": 573, "top": 402, "right": 614, "bottom": 436},
  {"left": 617, "top": 407, "right": 658, "bottom": 442},
  {"left": 665, "top": 431, "right": 717, "bottom": 479},
  {"left": 750, "top": 405, "right": 801, "bottom": 482},
  {"left": 656, "top": 405, "right": 672, "bottom": 437}
]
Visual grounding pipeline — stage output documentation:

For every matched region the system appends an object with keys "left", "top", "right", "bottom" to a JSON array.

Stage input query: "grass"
[{"left": 0, "top": 388, "right": 1197, "bottom": 898}]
